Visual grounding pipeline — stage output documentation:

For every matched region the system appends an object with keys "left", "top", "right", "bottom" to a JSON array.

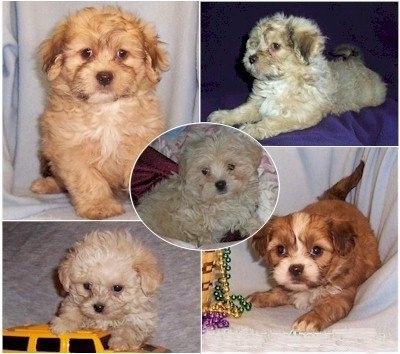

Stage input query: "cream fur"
[
  {"left": 208, "top": 13, "right": 387, "bottom": 140},
  {"left": 51, "top": 230, "right": 163, "bottom": 351},
  {"left": 30, "top": 6, "right": 168, "bottom": 219},
  {"left": 136, "top": 127, "right": 263, "bottom": 247}
]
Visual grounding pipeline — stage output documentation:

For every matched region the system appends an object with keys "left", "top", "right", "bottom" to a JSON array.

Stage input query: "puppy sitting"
[
  {"left": 30, "top": 7, "right": 168, "bottom": 219},
  {"left": 209, "top": 13, "right": 386, "bottom": 140},
  {"left": 248, "top": 161, "right": 381, "bottom": 331},
  {"left": 51, "top": 230, "right": 163, "bottom": 351},
  {"left": 136, "top": 128, "right": 263, "bottom": 246}
]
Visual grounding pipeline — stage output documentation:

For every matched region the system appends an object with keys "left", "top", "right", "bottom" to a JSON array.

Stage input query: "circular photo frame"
[{"left": 130, "top": 123, "right": 279, "bottom": 250}]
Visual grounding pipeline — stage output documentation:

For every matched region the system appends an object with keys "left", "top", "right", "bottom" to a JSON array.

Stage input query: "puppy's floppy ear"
[
  {"left": 133, "top": 247, "right": 163, "bottom": 295},
  {"left": 251, "top": 216, "right": 277, "bottom": 260},
  {"left": 328, "top": 219, "right": 357, "bottom": 256},
  {"left": 57, "top": 250, "right": 74, "bottom": 292},
  {"left": 141, "top": 25, "right": 169, "bottom": 83},
  {"left": 40, "top": 21, "right": 67, "bottom": 81},
  {"left": 287, "top": 17, "right": 325, "bottom": 64}
]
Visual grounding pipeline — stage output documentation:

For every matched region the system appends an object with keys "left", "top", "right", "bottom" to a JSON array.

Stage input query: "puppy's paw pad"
[{"left": 77, "top": 199, "right": 124, "bottom": 219}]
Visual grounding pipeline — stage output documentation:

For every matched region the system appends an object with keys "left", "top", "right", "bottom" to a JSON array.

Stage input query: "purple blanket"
[{"left": 202, "top": 93, "right": 397, "bottom": 146}]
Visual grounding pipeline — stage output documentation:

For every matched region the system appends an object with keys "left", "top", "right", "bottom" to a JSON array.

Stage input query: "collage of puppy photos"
[{"left": 2, "top": 1, "right": 398, "bottom": 353}]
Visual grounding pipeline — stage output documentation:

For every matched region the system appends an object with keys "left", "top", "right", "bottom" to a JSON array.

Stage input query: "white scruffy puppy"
[
  {"left": 136, "top": 128, "right": 263, "bottom": 247},
  {"left": 51, "top": 230, "right": 163, "bottom": 351},
  {"left": 208, "top": 13, "right": 387, "bottom": 140}
]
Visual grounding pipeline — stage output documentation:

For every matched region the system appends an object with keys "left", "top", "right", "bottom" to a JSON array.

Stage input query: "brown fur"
[
  {"left": 30, "top": 7, "right": 168, "bottom": 219},
  {"left": 248, "top": 161, "right": 381, "bottom": 331}
]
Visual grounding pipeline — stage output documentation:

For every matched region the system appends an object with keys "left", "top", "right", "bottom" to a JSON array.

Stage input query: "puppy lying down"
[
  {"left": 248, "top": 161, "right": 381, "bottom": 331},
  {"left": 209, "top": 13, "right": 386, "bottom": 140},
  {"left": 134, "top": 125, "right": 278, "bottom": 248}
]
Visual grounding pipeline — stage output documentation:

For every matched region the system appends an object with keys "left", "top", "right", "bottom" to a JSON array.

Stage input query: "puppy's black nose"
[
  {"left": 249, "top": 54, "right": 258, "bottom": 64},
  {"left": 93, "top": 303, "right": 105, "bottom": 313},
  {"left": 289, "top": 264, "right": 304, "bottom": 277},
  {"left": 96, "top": 71, "right": 114, "bottom": 86},
  {"left": 215, "top": 180, "right": 227, "bottom": 192}
]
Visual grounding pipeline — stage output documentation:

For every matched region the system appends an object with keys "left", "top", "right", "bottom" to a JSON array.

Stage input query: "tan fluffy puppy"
[
  {"left": 209, "top": 13, "right": 386, "bottom": 140},
  {"left": 51, "top": 230, "right": 163, "bottom": 351},
  {"left": 136, "top": 128, "right": 263, "bottom": 246},
  {"left": 30, "top": 7, "right": 168, "bottom": 219},
  {"left": 248, "top": 161, "right": 381, "bottom": 331}
]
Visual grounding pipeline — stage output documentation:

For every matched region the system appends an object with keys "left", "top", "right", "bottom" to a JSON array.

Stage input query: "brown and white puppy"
[
  {"left": 208, "top": 13, "right": 386, "bottom": 140},
  {"left": 30, "top": 6, "right": 168, "bottom": 219},
  {"left": 248, "top": 161, "right": 381, "bottom": 331}
]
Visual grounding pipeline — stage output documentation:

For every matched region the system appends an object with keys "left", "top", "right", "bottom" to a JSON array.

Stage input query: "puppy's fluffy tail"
[
  {"left": 318, "top": 160, "right": 365, "bottom": 201},
  {"left": 331, "top": 43, "right": 364, "bottom": 63}
]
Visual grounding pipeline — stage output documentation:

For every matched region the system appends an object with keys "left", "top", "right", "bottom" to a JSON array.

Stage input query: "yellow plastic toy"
[{"left": 3, "top": 324, "right": 169, "bottom": 353}]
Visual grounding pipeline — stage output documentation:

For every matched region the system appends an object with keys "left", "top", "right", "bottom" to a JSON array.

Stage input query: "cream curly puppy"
[
  {"left": 30, "top": 7, "right": 168, "bottom": 219},
  {"left": 136, "top": 128, "right": 263, "bottom": 246},
  {"left": 51, "top": 230, "right": 163, "bottom": 351},
  {"left": 208, "top": 13, "right": 387, "bottom": 140}
]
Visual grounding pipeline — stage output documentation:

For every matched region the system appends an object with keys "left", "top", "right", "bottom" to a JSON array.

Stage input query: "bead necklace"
[{"left": 202, "top": 248, "right": 252, "bottom": 332}]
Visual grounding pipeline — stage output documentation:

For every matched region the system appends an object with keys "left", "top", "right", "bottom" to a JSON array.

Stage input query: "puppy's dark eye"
[
  {"left": 113, "top": 285, "right": 123, "bottom": 292},
  {"left": 227, "top": 164, "right": 235, "bottom": 171},
  {"left": 271, "top": 42, "right": 281, "bottom": 51},
  {"left": 116, "top": 49, "right": 128, "bottom": 59},
  {"left": 201, "top": 168, "right": 209, "bottom": 176},
  {"left": 81, "top": 48, "right": 93, "bottom": 59},
  {"left": 276, "top": 245, "right": 286, "bottom": 256},
  {"left": 310, "top": 246, "right": 323, "bottom": 257},
  {"left": 83, "top": 282, "right": 91, "bottom": 290}
]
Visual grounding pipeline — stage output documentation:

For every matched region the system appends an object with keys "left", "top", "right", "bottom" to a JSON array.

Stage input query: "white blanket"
[
  {"left": 203, "top": 147, "right": 398, "bottom": 351},
  {"left": 3, "top": 1, "right": 199, "bottom": 220}
]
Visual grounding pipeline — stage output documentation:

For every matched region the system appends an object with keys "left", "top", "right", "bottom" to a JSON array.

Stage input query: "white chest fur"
[
  {"left": 78, "top": 101, "right": 124, "bottom": 158},
  {"left": 292, "top": 285, "right": 343, "bottom": 310},
  {"left": 251, "top": 79, "right": 289, "bottom": 116}
]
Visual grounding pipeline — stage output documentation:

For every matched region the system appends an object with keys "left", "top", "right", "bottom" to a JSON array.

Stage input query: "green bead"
[
  {"left": 230, "top": 294, "right": 237, "bottom": 300},
  {"left": 225, "top": 265, "right": 231, "bottom": 271}
]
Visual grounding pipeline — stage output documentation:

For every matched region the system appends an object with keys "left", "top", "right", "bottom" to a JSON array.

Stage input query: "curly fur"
[
  {"left": 30, "top": 6, "right": 168, "bottom": 219},
  {"left": 208, "top": 13, "right": 387, "bottom": 140},
  {"left": 51, "top": 230, "right": 163, "bottom": 351},
  {"left": 136, "top": 127, "right": 263, "bottom": 246}
]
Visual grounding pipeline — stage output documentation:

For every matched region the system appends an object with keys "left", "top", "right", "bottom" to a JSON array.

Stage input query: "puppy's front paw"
[
  {"left": 108, "top": 335, "right": 139, "bottom": 351},
  {"left": 208, "top": 110, "right": 235, "bottom": 125},
  {"left": 30, "top": 177, "right": 64, "bottom": 194},
  {"left": 240, "top": 123, "right": 269, "bottom": 140},
  {"left": 246, "top": 291, "right": 272, "bottom": 308},
  {"left": 76, "top": 198, "right": 124, "bottom": 219},
  {"left": 292, "top": 311, "right": 324, "bottom": 332},
  {"left": 50, "top": 316, "right": 78, "bottom": 334}
]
